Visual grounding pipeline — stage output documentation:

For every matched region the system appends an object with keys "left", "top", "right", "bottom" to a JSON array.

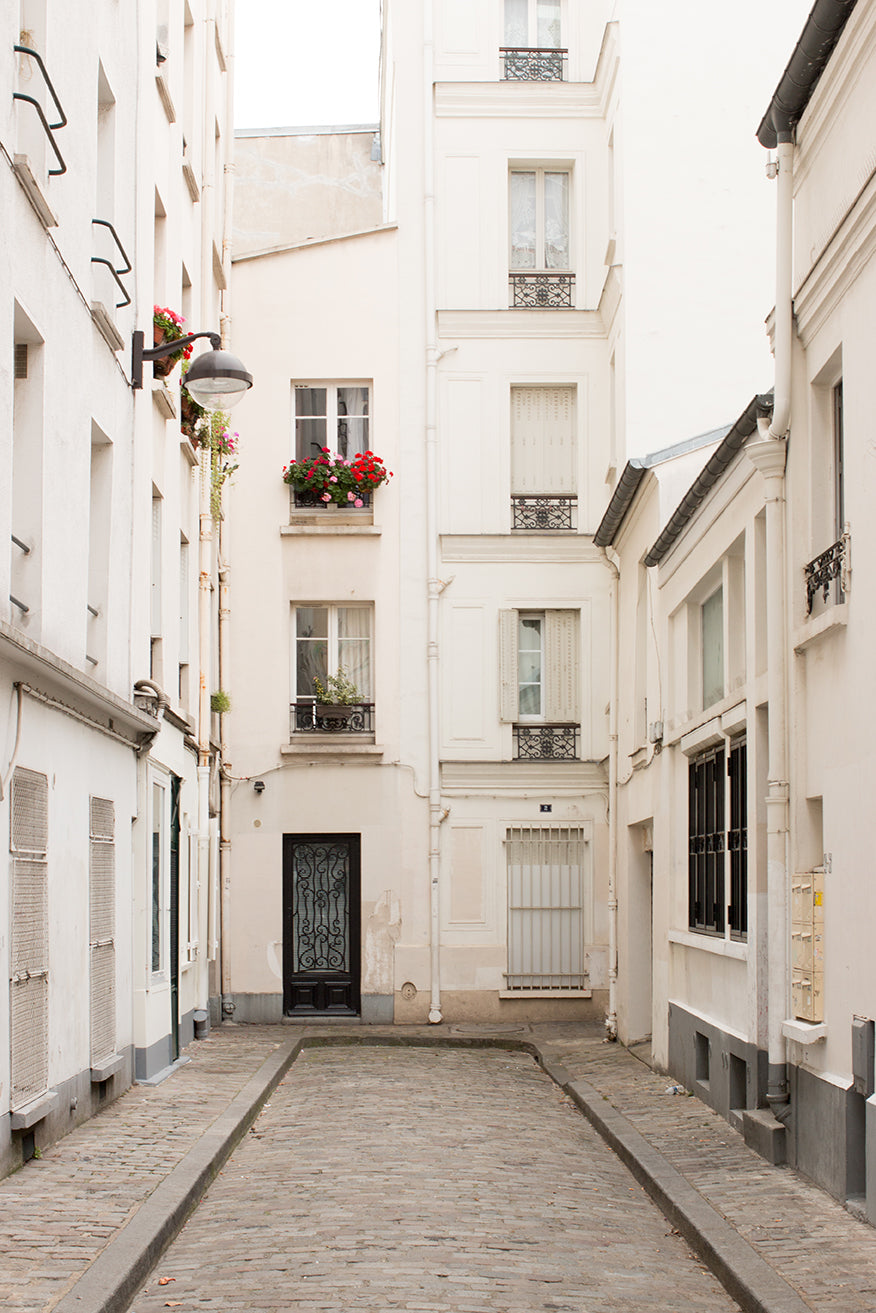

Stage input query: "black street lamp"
[{"left": 131, "top": 330, "right": 253, "bottom": 408}]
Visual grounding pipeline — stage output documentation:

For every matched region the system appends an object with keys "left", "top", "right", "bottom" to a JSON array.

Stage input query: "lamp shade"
[{"left": 184, "top": 347, "right": 253, "bottom": 410}]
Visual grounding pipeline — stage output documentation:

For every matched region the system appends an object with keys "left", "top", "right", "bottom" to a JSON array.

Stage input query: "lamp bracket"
[{"left": 132, "top": 329, "right": 222, "bottom": 389}]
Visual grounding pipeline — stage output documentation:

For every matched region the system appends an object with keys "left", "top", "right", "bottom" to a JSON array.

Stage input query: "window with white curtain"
[
  {"left": 504, "top": 0, "right": 561, "bottom": 48},
  {"left": 509, "top": 168, "right": 570, "bottom": 271},
  {"left": 292, "top": 604, "right": 373, "bottom": 703},
  {"left": 506, "top": 826, "right": 589, "bottom": 992},
  {"left": 292, "top": 383, "right": 370, "bottom": 462},
  {"left": 499, "top": 608, "right": 579, "bottom": 722}
]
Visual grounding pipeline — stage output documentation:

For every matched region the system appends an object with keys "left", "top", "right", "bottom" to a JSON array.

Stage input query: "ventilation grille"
[{"left": 14, "top": 343, "right": 28, "bottom": 379}]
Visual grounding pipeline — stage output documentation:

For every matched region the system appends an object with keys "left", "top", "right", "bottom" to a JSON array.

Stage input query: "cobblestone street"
[{"left": 127, "top": 1045, "right": 737, "bottom": 1313}]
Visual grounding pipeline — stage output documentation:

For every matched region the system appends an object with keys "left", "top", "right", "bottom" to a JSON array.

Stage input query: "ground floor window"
[
  {"left": 688, "top": 739, "right": 747, "bottom": 937},
  {"left": 505, "top": 826, "right": 588, "bottom": 990}
]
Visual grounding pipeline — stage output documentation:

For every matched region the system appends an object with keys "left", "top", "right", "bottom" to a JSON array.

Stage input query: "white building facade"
[{"left": 0, "top": 0, "right": 235, "bottom": 1174}]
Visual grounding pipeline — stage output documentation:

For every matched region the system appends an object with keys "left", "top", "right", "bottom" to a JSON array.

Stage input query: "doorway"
[{"left": 283, "top": 834, "right": 361, "bottom": 1015}]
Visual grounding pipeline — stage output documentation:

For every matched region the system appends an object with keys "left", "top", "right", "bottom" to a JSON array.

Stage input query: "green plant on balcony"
[{"left": 313, "top": 667, "right": 362, "bottom": 707}]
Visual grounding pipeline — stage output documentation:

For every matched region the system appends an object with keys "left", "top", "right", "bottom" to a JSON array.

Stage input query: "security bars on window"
[{"left": 506, "top": 826, "right": 587, "bottom": 990}]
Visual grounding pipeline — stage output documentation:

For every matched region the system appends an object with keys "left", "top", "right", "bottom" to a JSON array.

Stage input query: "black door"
[{"left": 283, "top": 834, "right": 361, "bottom": 1015}]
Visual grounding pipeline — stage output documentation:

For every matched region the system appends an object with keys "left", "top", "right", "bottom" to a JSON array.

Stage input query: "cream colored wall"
[{"left": 233, "top": 130, "right": 383, "bottom": 259}]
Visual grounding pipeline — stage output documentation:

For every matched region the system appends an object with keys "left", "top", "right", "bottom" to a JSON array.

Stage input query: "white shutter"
[
  {"left": 151, "top": 494, "right": 162, "bottom": 638},
  {"left": 89, "top": 797, "right": 116, "bottom": 1066},
  {"left": 498, "top": 609, "right": 519, "bottom": 722},
  {"left": 545, "top": 609, "right": 579, "bottom": 722},
  {"left": 10, "top": 768, "right": 49, "bottom": 1110},
  {"left": 510, "top": 387, "right": 575, "bottom": 495},
  {"left": 179, "top": 539, "right": 189, "bottom": 664},
  {"left": 506, "top": 826, "right": 588, "bottom": 990}
]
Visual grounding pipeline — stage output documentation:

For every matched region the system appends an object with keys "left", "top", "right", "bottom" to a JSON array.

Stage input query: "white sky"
[{"left": 234, "top": 0, "right": 382, "bottom": 129}]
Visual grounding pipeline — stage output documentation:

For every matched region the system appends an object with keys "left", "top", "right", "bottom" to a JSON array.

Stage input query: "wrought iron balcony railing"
[
  {"left": 509, "top": 272, "right": 574, "bottom": 309},
  {"left": 291, "top": 701, "right": 374, "bottom": 735},
  {"left": 291, "top": 489, "right": 372, "bottom": 510},
  {"left": 500, "top": 46, "right": 567, "bottom": 81},
  {"left": 804, "top": 526, "right": 850, "bottom": 614},
  {"left": 511, "top": 495, "right": 577, "bottom": 531},
  {"left": 513, "top": 724, "right": 579, "bottom": 761}
]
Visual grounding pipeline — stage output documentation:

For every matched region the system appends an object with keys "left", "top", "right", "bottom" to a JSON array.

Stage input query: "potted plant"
[
  {"left": 180, "top": 359, "right": 207, "bottom": 440},
  {"left": 313, "top": 668, "right": 363, "bottom": 721},
  {"left": 283, "top": 448, "right": 393, "bottom": 507},
  {"left": 152, "top": 305, "right": 193, "bottom": 379}
]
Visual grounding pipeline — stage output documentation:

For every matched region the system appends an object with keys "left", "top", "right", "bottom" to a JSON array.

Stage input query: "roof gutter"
[
  {"left": 643, "top": 395, "right": 773, "bottom": 567},
  {"left": 756, "top": 0, "right": 858, "bottom": 148}
]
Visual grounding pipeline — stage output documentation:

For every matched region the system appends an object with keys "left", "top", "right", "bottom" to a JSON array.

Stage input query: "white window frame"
[
  {"left": 291, "top": 381, "right": 372, "bottom": 463},
  {"left": 504, "top": 0, "right": 562, "bottom": 49},
  {"left": 499, "top": 608, "right": 579, "bottom": 724},
  {"left": 517, "top": 612, "right": 544, "bottom": 720},
  {"left": 291, "top": 603, "right": 374, "bottom": 703},
  {"left": 149, "top": 768, "right": 170, "bottom": 985},
  {"left": 509, "top": 167, "right": 572, "bottom": 273}
]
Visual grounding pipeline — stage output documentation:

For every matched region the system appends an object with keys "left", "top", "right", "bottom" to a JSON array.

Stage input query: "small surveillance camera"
[{"left": 253, "top": 779, "right": 265, "bottom": 794}]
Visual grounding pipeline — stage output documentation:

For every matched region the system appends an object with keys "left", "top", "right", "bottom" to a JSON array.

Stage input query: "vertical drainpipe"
[
  {"left": 746, "top": 124, "right": 794, "bottom": 1117},
  {"left": 424, "top": 0, "right": 443, "bottom": 1024},
  {"left": 218, "top": 0, "right": 236, "bottom": 1019},
  {"left": 604, "top": 548, "right": 620, "bottom": 1040},
  {"left": 196, "top": 8, "right": 217, "bottom": 1018}
]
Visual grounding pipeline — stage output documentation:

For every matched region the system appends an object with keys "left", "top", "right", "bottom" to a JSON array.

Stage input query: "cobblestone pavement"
[
  {"left": 127, "top": 1045, "right": 738, "bottom": 1313},
  {"left": 537, "top": 1033, "right": 876, "bottom": 1313},
  {"left": 0, "top": 1024, "right": 874, "bottom": 1313},
  {"left": 0, "top": 1027, "right": 284, "bottom": 1313}
]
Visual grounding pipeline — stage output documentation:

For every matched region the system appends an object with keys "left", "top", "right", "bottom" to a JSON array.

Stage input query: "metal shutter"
[
  {"left": 506, "top": 826, "right": 588, "bottom": 990},
  {"left": 10, "top": 768, "right": 49, "bottom": 1109},
  {"left": 89, "top": 797, "right": 116, "bottom": 1065}
]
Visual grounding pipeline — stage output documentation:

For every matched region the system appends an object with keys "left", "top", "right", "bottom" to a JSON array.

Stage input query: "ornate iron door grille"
[
  {"left": 513, "top": 724, "right": 579, "bottom": 761},
  {"left": 500, "top": 46, "right": 567, "bottom": 80},
  {"left": 511, "top": 495, "right": 577, "bottom": 531},
  {"left": 509, "top": 272, "right": 574, "bottom": 308},
  {"left": 283, "top": 834, "right": 361, "bottom": 1015}
]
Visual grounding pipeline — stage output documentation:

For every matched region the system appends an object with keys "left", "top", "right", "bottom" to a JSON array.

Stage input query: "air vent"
[{"left": 14, "top": 344, "right": 28, "bottom": 379}]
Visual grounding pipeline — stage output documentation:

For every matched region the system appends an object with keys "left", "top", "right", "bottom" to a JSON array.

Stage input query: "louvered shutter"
[
  {"left": 498, "top": 610, "right": 519, "bottom": 722},
  {"left": 545, "top": 609, "right": 579, "bottom": 721},
  {"left": 10, "top": 768, "right": 49, "bottom": 1110},
  {"left": 510, "top": 387, "right": 575, "bottom": 495},
  {"left": 151, "top": 495, "right": 162, "bottom": 638},
  {"left": 89, "top": 797, "right": 116, "bottom": 1065}
]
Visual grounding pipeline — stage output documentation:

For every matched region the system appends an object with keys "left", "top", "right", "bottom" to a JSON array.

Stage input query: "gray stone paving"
[{"left": 127, "top": 1046, "right": 738, "bottom": 1313}]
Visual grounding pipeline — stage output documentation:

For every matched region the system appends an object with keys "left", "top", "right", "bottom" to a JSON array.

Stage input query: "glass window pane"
[
  {"left": 295, "top": 387, "right": 327, "bottom": 417},
  {"left": 702, "top": 588, "right": 724, "bottom": 708},
  {"left": 338, "top": 640, "right": 371, "bottom": 699},
  {"left": 297, "top": 640, "right": 327, "bottom": 700},
  {"left": 537, "top": 0, "right": 561, "bottom": 47},
  {"left": 297, "top": 607, "right": 328, "bottom": 638},
  {"left": 510, "top": 172, "right": 536, "bottom": 270},
  {"left": 337, "top": 416, "right": 368, "bottom": 459},
  {"left": 505, "top": 0, "right": 527, "bottom": 44},
  {"left": 518, "top": 650, "right": 542, "bottom": 684},
  {"left": 295, "top": 418, "right": 327, "bottom": 461},
  {"left": 544, "top": 172, "right": 569, "bottom": 269},
  {"left": 338, "top": 608, "right": 371, "bottom": 640},
  {"left": 519, "top": 616, "right": 542, "bottom": 648},
  {"left": 519, "top": 683, "right": 541, "bottom": 716},
  {"left": 337, "top": 387, "right": 369, "bottom": 417}
]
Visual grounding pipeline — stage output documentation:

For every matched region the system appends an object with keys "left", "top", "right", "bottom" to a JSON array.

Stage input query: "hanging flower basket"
[
  {"left": 152, "top": 306, "right": 193, "bottom": 379},
  {"left": 282, "top": 449, "right": 393, "bottom": 506}
]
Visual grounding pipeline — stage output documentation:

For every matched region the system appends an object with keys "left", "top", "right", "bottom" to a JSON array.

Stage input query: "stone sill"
[
  {"left": 782, "top": 1019, "right": 827, "bottom": 1044},
  {"left": 10, "top": 1090, "right": 59, "bottom": 1131},
  {"left": 668, "top": 928, "right": 748, "bottom": 961},
  {"left": 281, "top": 740, "right": 384, "bottom": 758},
  {"left": 793, "top": 603, "right": 848, "bottom": 653},
  {"left": 91, "top": 1053, "right": 125, "bottom": 1082},
  {"left": 281, "top": 523, "right": 380, "bottom": 536}
]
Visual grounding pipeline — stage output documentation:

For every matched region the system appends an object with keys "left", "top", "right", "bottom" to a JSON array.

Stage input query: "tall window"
[
  {"left": 510, "top": 169, "right": 570, "bottom": 271},
  {"left": 499, "top": 609, "right": 579, "bottom": 759},
  {"left": 293, "top": 383, "right": 370, "bottom": 462},
  {"left": 506, "top": 826, "right": 589, "bottom": 992},
  {"left": 504, "top": 0, "right": 561, "bottom": 48},
  {"left": 510, "top": 386, "right": 576, "bottom": 528},
  {"left": 833, "top": 379, "right": 844, "bottom": 540},
  {"left": 293, "top": 605, "right": 373, "bottom": 703},
  {"left": 151, "top": 780, "right": 165, "bottom": 975},
  {"left": 10, "top": 768, "right": 49, "bottom": 1109},
  {"left": 89, "top": 797, "right": 116, "bottom": 1066},
  {"left": 688, "top": 739, "right": 747, "bottom": 937}
]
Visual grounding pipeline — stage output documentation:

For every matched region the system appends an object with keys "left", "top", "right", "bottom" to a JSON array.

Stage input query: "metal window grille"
[
  {"left": 728, "top": 742, "right": 747, "bottom": 937},
  {"left": 501, "top": 46, "right": 567, "bottom": 80},
  {"left": 509, "top": 272, "right": 574, "bottom": 308},
  {"left": 14, "top": 343, "right": 28, "bottom": 379},
  {"left": 513, "top": 723, "right": 578, "bottom": 760},
  {"left": 511, "top": 495, "right": 577, "bottom": 531},
  {"left": 505, "top": 826, "right": 587, "bottom": 990},
  {"left": 89, "top": 797, "right": 116, "bottom": 1065},
  {"left": 688, "top": 748, "right": 726, "bottom": 933},
  {"left": 10, "top": 768, "right": 49, "bottom": 1110}
]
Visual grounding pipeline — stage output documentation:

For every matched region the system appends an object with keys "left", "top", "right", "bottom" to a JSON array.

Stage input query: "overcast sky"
[{"left": 234, "top": 0, "right": 382, "bottom": 129}]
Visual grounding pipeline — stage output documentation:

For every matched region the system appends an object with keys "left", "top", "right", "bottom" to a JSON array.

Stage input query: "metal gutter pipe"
[
  {"left": 603, "top": 548, "right": 620, "bottom": 1040},
  {"left": 424, "top": 0, "right": 442, "bottom": 1024}
]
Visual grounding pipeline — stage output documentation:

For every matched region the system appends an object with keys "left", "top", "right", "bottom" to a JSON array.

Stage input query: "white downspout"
[
  {"left": 604, "top": 548, "right": 620, "bottom": 1040},
  {"left": 424, "top": 0, "right": 442, "bottom": 1024},
  {"left": 196, "top": 9, "right": 218, "bottom": 1019},
  {"left": 746, "top": 133, "right": 793, "bottom": 1116}
]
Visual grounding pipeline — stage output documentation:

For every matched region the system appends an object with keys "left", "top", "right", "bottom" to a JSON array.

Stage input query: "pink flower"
[
  {"left": 347, "top": 491, "right": 355, "bottom": 501},
  {"left": 329, "top": 475, "right": 338, "bottom": 483},
  {"left": 354, "top": 498, "right": 364, "bottom": 508},
  {"left": 321, "top": 493, "right": 331, "bottom": 503}
]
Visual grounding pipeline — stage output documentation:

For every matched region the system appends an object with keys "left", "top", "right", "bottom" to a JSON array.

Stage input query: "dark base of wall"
[
  {"left": 667, "top": 1003, "right": 765, "bottom": 1125},
  {"left": 0, "top": 1047, "right": 134, "bottom": 1183},
  {"left": 134, "top": 1008, "right": 199, "bottom": 1081}
]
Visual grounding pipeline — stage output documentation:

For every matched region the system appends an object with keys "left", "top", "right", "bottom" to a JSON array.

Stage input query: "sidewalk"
[{"left": 0, "top": 1022, "right": 873, "bottom": 1313}]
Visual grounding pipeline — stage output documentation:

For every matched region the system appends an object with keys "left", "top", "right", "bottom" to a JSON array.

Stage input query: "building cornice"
[
  {"left": 440, "top": 535, "right": 604, "bottom": 564},
  {"left": 437, "top": 308, "right": 605, "bottom": 339}
]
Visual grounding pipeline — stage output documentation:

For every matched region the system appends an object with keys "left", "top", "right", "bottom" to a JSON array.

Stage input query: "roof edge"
[{"left": 757, "top": 0, "right": 859, "bottom": 148}]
